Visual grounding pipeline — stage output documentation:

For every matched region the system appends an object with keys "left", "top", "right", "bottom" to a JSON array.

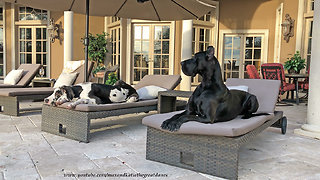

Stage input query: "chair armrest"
[{"left": 158, "top": 90, "right": 192, "bottom": 113}]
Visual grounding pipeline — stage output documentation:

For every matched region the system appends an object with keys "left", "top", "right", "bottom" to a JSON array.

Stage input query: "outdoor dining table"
[{"left": 285, "top": 73, "right": 308, "bottom": 105}]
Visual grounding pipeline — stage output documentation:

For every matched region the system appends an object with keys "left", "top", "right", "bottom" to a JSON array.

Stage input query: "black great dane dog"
[{"left": 161, "top": 46, "right": 266, "bottom": 132}]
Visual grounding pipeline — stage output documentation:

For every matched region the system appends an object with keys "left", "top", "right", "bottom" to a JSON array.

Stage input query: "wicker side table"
[{"left": 32, "top": 78, "right": 55, "bottom": 87}]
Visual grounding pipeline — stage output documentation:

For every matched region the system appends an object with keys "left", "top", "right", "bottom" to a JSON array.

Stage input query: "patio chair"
[
  {"left": 261, "top": 63, "right": 295, "bottom": 100},
  {"left": 142, "top": 78, "right": 287, "bottom": 180},
  {"left": 41, "top": 74, "right": 182, "bottom": 143},
  {"left": 0, "top": 61, "right": 94, "bottom": 116},
  {"left": 246, "top": 64, "right": 260, "bottom": 79},
  {"left": 0, "top": 64, "right": 41, "bottom": 88}
]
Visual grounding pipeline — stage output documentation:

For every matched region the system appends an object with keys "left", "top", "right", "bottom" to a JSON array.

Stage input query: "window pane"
[
  {"left": 20, "top": 41, "right": 25, "bottom": 52},
  {"left": 134, "top": 26, "right": 141, "bottom": 39},
  {"left": 36, "top": 41, "right": 41, "bottom": 52},
  {"left": 246, "top": 37, "right": 253, "bottom": 47},
  {"left": 36, "top": 28, "right": 41, "bottom": 39},
  {"left": 162, "top": 69, "right": 169, "bottom": 75},
  {"left": 154, "top": 26, "right": 161, "bottom": 40},
  {"left": 162, "top": 55, "right": 169, "bottom": 68},
  {"left": 26, "top": 41, "right": 32, "bottom": 52},
  {"left": 233, "top": 37, "right": 241, "bottom": 49},
  {"left": 162, "top": 26, "right": 170, "bottom": 39},
  {"left": 199, "top": 29, "right": 204, "bottom": 41},
  {"left": 43, "top": 28, "right": 47, "bottom": 39},
  {"left": 20, "top": 54, "right": 25, "bottom": 64},
  {"left": 36, "top": 54, "right": 41, "bottom": 64},
  {"left": 254, "top": 37, "right": 261, "bottom": 47},
  {"left": 43, "top": 54, "right": 47, "bottom": 65},
  {"left": 162, "top": 41, "right": 169, "bottom": 54},
  {"left": 154, "top": 55, "right": 161, "bottom": 68},
  {"left": 254, "top": 49, "right": 261, "bottom": 59},
  {"left": 26, "top": 28, "right": 31, "bottom": 39},
  {"left": 224, "top": 37, "right": 232, "bottom": 48},
  {"left": 233, "top": 49, "right": 240, "bottom": 60},
  {"left": 142, "top": 41, "right": 149, "bottom": 53},
  {"left": 20, "top": 28, "right": 25, "bottom": 39},
  {"left": 205, "top": 29, "right": 210, "bottom": 42},
  {"left": 142, "top": 26, "right": 149, "bottom": 39},
  {"left": 224, "top": 49, "right": 231, "bottom": 59},
  {"left": 142, "top": 54, "right": 149, "bottom": 67},
  {"left": 134, "top": 69, "right": 140, "bottom": 81},
  {"left": 134, "top": 41, "right": 141, "bottom": 53},
  {"left": 154, "top": 41, "right": 161, "bottom": 54},
  {"left": 245, "top": 49, "right": 252, "bottom": 59},
  {"left": 27, "top": 54, "right": 32, "bottom": 63},
  {"left": 134, "top": 55, "right": 141, "bottom": 67}
]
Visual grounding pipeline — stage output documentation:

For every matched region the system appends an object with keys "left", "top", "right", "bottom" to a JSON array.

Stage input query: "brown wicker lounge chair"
[
  {"left": 41, "top": 75, "right": 182, "bottom": 143},
  {"left": 0, "top": 64, "right": 41, "bottom": 88},
  {"left": 0, "top": 61, "right": 93, "bottom": 116},
  {"left": 142, "top": 78, "right": 287, "bottom": 180}
]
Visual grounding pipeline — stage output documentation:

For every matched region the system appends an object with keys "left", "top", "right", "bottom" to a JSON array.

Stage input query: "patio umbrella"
[{"left": 4, "top": 0, "right": 214, "bottom": 81}]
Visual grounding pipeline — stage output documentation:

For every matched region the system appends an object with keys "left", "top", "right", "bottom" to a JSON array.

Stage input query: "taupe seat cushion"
[
  {"left": 0, "top": 64, "right": 41, "bottom": 88},
  {"left": 142, "top": 110, "right": 274, "bottom": 137},
  {"left": 134, "top": 75, "right": 181, "bottom": 90},
  {"left": 0, "top": 87, "right": 54, "bottom": 96},
  {"left": 226, "top": 78, "right": 280, "bottom": 113},
  {"left": 57, "top": 99, "right": 158, "bottom": 112}
]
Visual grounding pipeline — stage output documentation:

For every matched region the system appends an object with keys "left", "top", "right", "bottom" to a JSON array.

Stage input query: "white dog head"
[{"left": 109, "top": 88, "right": 128, "bottom": 103}]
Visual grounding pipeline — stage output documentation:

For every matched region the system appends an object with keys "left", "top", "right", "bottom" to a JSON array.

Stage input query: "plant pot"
[{"left": 288, "top": 69, "right": 300, "bottom": 74}]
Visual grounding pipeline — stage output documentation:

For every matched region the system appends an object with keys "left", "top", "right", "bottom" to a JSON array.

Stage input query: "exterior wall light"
[
  {"left": 281, "top": 14, "right": 295, "bottom": 43},
  {"left": 47, "top": 18, "right": 60, "bottom": 43}
]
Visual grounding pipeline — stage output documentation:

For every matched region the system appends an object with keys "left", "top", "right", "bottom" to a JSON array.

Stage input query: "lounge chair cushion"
[
  {"left": 63, "top": 60, "right": 85, "bottom": 73},
  {"left": 16, "top": 64, "right": 41, "bottom": 86},
  {"left": 226, "top": 78, "right": 280, "bottom": 113},
  {"left": 134, "top": 75, "right": 181, "bottom": 90},
  {"left": 4, "top": 69, "right": 24, "bottom": 85},
  {"left": 57, "top": 99, "right": 158, "bottom": 112},
  {"left": 142, "top": 110, "right": 274, "bottom": 137},
  {"left": 137, "top": 85, "right": 167, "bottom": 100},
  {"left": 227, "top": 85, "right": 249, "bottom": 92},
  {"left": 0, "top": 87, "right": 54, "bottom": 96},
  {"left": 53, "top": 72, "right": 79, "bottom": 88}
]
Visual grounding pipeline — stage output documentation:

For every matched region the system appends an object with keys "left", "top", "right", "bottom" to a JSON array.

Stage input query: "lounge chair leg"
[{"left": 280, "top": 116, "right": 287, "bottom": 134}]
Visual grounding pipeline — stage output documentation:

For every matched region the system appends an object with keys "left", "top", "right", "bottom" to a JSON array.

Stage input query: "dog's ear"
[
  {"left": 206, "top": 46, "right": 215, "bottom": 59},
  {"left": 60, "top": 86, "right": 75, "bottom": 100}
]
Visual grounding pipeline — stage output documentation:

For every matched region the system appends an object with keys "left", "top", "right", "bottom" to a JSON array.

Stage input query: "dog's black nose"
[{"left": 44, "top": 99, "right": 49, "bottom": 103}]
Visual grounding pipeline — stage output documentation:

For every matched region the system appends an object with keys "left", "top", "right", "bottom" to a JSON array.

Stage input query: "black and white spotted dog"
[{"left": 44, "top": 80, "right": 138, "bottom": 109}]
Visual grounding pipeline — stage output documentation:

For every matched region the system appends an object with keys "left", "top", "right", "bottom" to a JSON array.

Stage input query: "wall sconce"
[
  {"left": 47, "top": 18, "right": 60, "bottom": 43},
  {"left": 281, "top": 14, "right": 295, "bottom": 43}
]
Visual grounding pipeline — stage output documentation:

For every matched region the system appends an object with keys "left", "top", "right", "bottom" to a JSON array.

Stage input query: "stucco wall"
[
  {"left": 50, "top": 12, "right": 104, "bottom": 79},
  {"left": 218, "top": 0, "right": 299, "bottom": 64}
]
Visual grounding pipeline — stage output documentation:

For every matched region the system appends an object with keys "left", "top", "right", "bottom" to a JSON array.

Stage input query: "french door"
[
  {"left": 222, "top": 34, "right": 264, "bottom": 80},
  {"left": 18, "top": 26, "right": 48, "bottom": 77},
  {"left": 133, "top": 24, "right": 171, "bottom": 82}
]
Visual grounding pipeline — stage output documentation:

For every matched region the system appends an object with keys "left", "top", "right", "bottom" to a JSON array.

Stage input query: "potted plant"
[
  {"left": 105, "top": 72, "right": 118, "bottom": 85},
  {"left": 82, "top": 32, "right": 108, "bottom": 75},
  {"left": 284, "top": 51, "right": 306, "bottom": 74}
]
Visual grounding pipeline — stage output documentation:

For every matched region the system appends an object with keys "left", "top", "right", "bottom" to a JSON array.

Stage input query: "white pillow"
[
  {"left": 53, "top": 72, "right": 79, "bottom": 88},
  {"left": 4, "top": 69, "right": 24, "bottom": 85},
  {"left": 227, "top": 85, "right": 249, "bottom": 92},
  {"left": 137, "top": 85, "right": 167, "bottom": 100}
]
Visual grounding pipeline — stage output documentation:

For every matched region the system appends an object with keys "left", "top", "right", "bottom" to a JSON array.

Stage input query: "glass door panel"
[
  {"left": 223, "top": 35, "right": 241, "bottom": 80},
  {"left": 133, "top": 24, "right": 171, "bottom": 82}
]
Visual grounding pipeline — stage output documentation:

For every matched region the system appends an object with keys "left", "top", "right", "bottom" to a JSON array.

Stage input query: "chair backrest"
[
  {"left": 246, "top": 65, "right": 260, "bottom": 79},
  {"left": 134, "top": 75, "right": 182, "bottom": 90},
  {"left": 261, "top": 63, "right": 287, "bottom": 92},
  {"left": 16, "top": 64, "right": 41, "bottom": 86},
  {"left": 226, "top": 78, "right": 281, "bottom": 113},
  {"left": 73, "top": 61, "right": 94, "bottom": 85}
]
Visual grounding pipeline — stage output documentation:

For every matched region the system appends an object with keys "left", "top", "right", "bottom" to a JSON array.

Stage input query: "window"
[
  {"left": 221, "top": 32, "right": 266, "bottom": 80},
  {"left": 191, "top": 10, "right": 216, "bottom": 84},
  {"left": 19, "top": 27, "right": 48, "bottom": 76},
  {"left": 133, "top": 24, "right": 171, "bottom": 82},
  {"left": 110, "top": 27, "right": 120, "bottom": 66},
  {"left": 303, "top": 0, "right": 314, "bottom": 71},
  {"left": 0, "top": 6, "right": 4, "bottom": 77},
  {"left": 19, "top": 7, "right": 47, "bottom": 21},
  {"left": 111, "top": 17, "right": 120, "bottom": 23},
  {"left": 16, "top": 6, "right": 49, "bottom": 77}
]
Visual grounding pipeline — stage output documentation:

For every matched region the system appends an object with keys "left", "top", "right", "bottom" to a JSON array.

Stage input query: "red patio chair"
[
  {"left": 246, "top": 65, "right": 261, "bottom": 79},
  {"left": 261, "top": 63, "right": 295, "bottom": 100}
]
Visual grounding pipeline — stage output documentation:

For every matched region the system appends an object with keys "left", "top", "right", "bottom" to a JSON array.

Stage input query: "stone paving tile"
[
  {"left": 244, "top": 155, "right": 320, "bottom": 179},
  {"left": 0, "top": 172, "right": 4, "bottom": 180}
]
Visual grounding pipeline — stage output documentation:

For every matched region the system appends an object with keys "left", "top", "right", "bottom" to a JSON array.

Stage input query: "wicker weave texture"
[{"left": 42, "top": 104, "right": 157, "bottom": 142}]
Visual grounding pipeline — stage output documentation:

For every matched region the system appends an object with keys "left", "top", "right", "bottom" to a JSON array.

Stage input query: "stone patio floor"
[{"left": 0, "top": 101, "right": 319, "bottom": 180}]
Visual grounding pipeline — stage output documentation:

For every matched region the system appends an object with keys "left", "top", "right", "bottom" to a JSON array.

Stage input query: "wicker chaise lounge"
[
  {"left": 0, "top": 62, "right": 93, "bottom": 116},
  {"left": 142, "top": 78, "right": 287, "bottom": 180},
  {"left": 41, "top": 75, "right": 182, "bottom": 143},
  {"left": 0, "top": 64, "right": 41, "bottom": 88}
]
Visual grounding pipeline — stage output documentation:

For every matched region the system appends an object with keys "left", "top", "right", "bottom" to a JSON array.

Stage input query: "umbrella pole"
[{"left": 84, "top": 0, "right": 90, "bottom": 82}]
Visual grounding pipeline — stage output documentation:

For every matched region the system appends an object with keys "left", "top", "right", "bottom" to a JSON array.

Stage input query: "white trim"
[
  {"left": 169, "top": 21, "right": 175, "bottom": 75},
  {"left": 125, "top": 19, "right": 132, "bottom": 83},
  {"left": 11, "top": 3, "right": 15, "bottom": 70},
  {"left": 296, "top": 0, "right": 305, "bottom": 52},
  {"left": 119, "top": 18, "right": 123, "bottom": 80},
  {"left": 47, "top": 11, "right": 51, "bottom": 78},
  {"left": 213, "top": 1, "right": 219, "bottom": 56},
  {"left": 274, "top": 3, "right": 283, "bottom": 63}
]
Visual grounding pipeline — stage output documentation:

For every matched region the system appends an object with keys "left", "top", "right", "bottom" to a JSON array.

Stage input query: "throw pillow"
[
  {"left": 3, "top": 69, "right": 24, "bottom": 85},
  {"left": 137, "top": 85, "right": 167, "bottom": 100},
  {"left": 53, "top": 72, "right": 79, "bottom": 88},
  {"left": 227, "top": 85, "right": 249, "bottom": 92}
]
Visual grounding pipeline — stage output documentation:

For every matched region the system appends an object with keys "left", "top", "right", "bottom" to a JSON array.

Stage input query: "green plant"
[
  {"left": 82, "top": 32, "right": 108, "bottom": 74},
  {"left": 105, "top": 72, "right": 118, "bottom": 85},
  {"left": 284, "top": 51, "right": 306, "bottom": 73}
]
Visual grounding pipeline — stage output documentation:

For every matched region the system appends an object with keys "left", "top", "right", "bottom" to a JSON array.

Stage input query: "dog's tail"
[{"left": 241, "top": 113, "right": 270, "bottom": 119}]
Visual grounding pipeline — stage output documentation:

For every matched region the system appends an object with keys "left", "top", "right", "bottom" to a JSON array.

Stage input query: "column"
[
  {"left": 294, "top": 0, "right": 320, "bottom": 138},
  {"left": 180, "top": 20, "right": 192, "bottom": 91},
  {"left": 64, "top": 11, "right": 74, "bottom": 63}
]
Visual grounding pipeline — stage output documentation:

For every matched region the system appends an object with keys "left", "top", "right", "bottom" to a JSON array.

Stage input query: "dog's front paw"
[
  {"left": 67, "top": 103, "right": 76, "bottom": 109},
  {"left": 161, "top": 119, "right": 182, "bottom": 132}
]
